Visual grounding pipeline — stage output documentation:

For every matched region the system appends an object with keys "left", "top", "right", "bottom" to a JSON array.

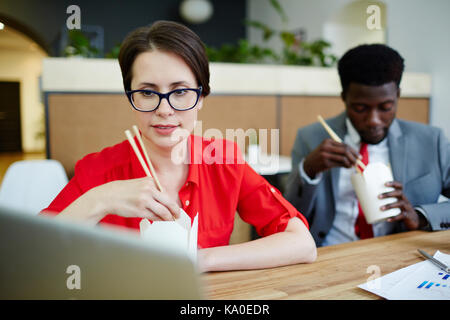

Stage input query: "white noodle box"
[{"left": 351, "top": 162, "right": 401, "bottom": 224}]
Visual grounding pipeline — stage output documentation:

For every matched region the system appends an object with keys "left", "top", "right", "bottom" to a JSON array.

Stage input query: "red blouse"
[{"left": 42, "top": 135, "right": 308, "bottom": 248}]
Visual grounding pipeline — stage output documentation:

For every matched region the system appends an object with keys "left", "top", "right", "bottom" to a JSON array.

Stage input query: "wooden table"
[{"left": 202, "top": 230, "right": 450, "bottom": 299}]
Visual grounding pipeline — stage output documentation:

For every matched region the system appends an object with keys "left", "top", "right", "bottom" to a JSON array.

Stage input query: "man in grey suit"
[{"left": 284, "top": 44, "right": 450, "bottom": 247}]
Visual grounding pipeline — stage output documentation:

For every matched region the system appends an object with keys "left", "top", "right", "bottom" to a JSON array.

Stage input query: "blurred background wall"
[
  {"left": 0, "top": 0, "right": 246, "bottom": 56},
  {"left": 0, "top": 0, "right": 449, "bottom": 154},
  {"left": 248, "top": 0, "right": 450, "bottom": 138},
  {"left": 0, "top": 0, "right": 245, "bottom": 153}
]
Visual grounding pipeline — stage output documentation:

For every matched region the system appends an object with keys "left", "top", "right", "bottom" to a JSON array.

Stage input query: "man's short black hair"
[{"left": 338, "top": 44, "right": 405, "bottom": 95}]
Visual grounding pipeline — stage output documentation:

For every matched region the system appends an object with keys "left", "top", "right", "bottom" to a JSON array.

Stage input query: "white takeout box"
[
  {"left": 351, "top": 162, "right": 401, "bottom": 224},
  {"left": 139, "top": 209, "right": 198, "bottom": 262}
]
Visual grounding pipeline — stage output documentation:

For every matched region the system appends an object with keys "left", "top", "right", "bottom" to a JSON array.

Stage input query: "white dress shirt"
[{"left": 300, "top": 118, "right": 396, "bottom": 246}]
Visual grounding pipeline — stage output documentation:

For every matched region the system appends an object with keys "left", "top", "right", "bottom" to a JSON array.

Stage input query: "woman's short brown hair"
[{"left": 118, "top": 20, "right": 210, "bottom": 96}]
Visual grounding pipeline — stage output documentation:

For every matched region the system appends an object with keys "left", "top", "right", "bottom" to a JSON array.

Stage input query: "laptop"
[{"left": 0, "top": 205, "right": 203, "bottom": 299}]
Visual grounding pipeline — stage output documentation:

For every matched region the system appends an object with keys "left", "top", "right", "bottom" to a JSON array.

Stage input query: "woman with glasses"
[{"left": 42, "top": 20, "right": 316, "bottom": 272}]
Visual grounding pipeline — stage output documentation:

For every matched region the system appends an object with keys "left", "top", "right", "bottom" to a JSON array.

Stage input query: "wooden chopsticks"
[
  {"left": 125, "top": 126, "right": 180, "bottom": 222},
  {"left": 125, "top": 125, "right": 164, "bottom": 192},
  {"left": 317, "top": 115, "right": 367, "bottom": 174}
]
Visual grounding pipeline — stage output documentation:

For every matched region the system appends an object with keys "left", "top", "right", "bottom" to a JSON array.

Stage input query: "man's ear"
[
  {"left": 340, "top": 91, "right": 346, "bottom": 102},
  {"left": 396, "top": 87, "right": 401, "bottom": 98}
]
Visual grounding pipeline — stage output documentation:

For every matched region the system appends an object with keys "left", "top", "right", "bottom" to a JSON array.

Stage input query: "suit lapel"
[{"left": 388, "top": 119, "right": 406, "bottom": 183}]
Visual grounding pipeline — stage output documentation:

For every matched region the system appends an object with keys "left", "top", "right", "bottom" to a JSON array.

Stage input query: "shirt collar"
[{"left": 345, "top": 117, "right": 388, "bottom": 148}]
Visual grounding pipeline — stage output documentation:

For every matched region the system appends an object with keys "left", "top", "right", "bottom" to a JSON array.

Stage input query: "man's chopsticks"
[
  {"left": 125, "top": 125, "right": 164, "bottom": 192},
  {"left": 317, "top": 115, "right": 367, "bottom": 174},
  {"left": 418, "top": 249, "right": 450, "bottom": 274}
]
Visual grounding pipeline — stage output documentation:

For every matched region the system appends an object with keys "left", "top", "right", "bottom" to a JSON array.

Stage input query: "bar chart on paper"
[
  {"left": 439, "top": 272, "right": 450, "bottom": 280},
  {"left": 416, "top": 272, "right": 450, "bottom": 289},
  {"left": 387, "top": 251, "right": 450, "bottom": 300},
  {"left": 418, "top": 272, "right": 448, "bottom": 286}
]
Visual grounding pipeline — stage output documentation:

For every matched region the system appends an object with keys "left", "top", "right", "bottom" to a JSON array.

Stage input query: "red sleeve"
[
  {"left": 237, "top": 163, "right": 309, "bottom": 237},
  {"left": 39, "top": 143, "right": 124, "bottom": 216}
]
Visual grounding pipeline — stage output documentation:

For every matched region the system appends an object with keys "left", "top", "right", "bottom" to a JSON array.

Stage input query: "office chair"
[{"left": 0, "top": 160, "right": 68, "bottom": 214}]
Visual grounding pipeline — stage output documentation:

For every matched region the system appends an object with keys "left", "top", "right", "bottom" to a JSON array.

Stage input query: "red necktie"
[{"left": 354, "top": 142, "right": 374, "bottom": 239}]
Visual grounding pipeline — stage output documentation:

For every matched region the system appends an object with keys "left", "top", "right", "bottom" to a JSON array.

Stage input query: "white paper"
[
  {"left": 386, "top": 251, "right": 450, "bottom": 300},
  {"left": 358, "top": 260, "right": 425, "bottom": 299},
  {"left": 189, "top": 214, "right": 198, "bottom": 262},
  {"left": 358, "top": 251, "right": 450, "bottom": 300},
  {"left": 139, "top": 209, "right": 198, "bottom": 263}
]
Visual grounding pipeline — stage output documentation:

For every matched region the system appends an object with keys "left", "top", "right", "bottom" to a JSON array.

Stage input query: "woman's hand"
[
  {"left": 57, "top": 177, "right": 180, "bottom": 224},
  {"left": 104, "top": 177, "right": 180, "bottom": 221}
]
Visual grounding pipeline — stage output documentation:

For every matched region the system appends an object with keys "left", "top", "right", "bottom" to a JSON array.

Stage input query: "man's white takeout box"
[
  {"left": 139, "top": 209, "right": 198, "bottom": 262},
  {"left": 351, "top": 162, "right": 401, "bottom": 224}
]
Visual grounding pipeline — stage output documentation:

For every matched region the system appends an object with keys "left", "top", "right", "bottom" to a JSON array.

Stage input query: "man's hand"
[
  {"left": 303, "top": 139, "right": 360, "bottom": 179},
  {"left": 379, "top": 181, "right": 427, "bottom": 230}
]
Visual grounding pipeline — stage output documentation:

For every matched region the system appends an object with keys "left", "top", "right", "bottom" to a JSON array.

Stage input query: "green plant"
[
  {"left": 63, "top": 30, "right": 99, "bottom": 58},
  {"left": 105, "top": 43, "right": 121, "bottom": 59},
  {"left": 205, "top": 39, "right": 277, "bottom": 64},
  {"left": 205, "top": 0, "right": 336, "bottom": 67},
  {"left": 282, "top": 39, "right": 337, "bottom": 66},
  {"left": 245, "top": 0, "right": 337, "bottom": 67}
]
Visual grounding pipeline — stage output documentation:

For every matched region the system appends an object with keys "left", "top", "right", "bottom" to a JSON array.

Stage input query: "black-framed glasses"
[{"left": 126, "top": 86, "right": 202, "bottom": 112}]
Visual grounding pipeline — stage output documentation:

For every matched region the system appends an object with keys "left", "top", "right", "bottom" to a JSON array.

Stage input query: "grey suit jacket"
[{"left": 284, "top": 112, "right": 450, "bottom": 246}]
